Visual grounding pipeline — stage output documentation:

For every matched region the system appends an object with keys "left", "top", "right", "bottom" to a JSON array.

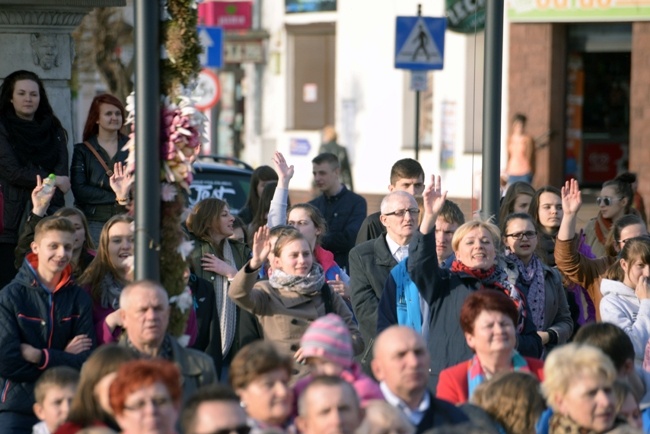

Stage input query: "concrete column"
[{"left": 0, "top": 0, "right": 126, "bottom": 146}]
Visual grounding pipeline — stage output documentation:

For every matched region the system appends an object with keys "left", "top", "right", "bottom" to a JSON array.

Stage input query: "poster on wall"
[{"left": 286, "top": 0, "right": 336, "bottom": 13}]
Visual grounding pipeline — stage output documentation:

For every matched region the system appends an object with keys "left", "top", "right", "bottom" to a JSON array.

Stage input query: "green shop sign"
[
  {"left": 446, "top": 0, "right": 486, "bottom": 33},
  {"left": 509, "top": 0, "right": 650, "bottom": 22}
]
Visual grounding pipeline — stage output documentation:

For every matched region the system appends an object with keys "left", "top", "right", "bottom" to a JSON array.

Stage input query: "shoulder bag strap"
[{"left": 83, "top": 141, "right": 114, "bottom": 177}]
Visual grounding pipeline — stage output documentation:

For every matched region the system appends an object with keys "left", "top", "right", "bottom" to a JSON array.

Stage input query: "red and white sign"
[
  {"left": 191, "top": 69, "right": 221, "bottom": 111},
  {"left": 198, "top": 1, "right": 253, "bottom": 31}
]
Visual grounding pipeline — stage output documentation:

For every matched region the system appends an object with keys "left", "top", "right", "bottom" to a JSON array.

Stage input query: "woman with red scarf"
[
  {"left": 583, "top": 178, "right": 634, "bottom": 257},
  {"left": 406, "top": 176, "right": 543, "bottom": 391}
]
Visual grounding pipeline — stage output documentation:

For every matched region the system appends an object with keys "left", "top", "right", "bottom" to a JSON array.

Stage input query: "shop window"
[{"left": 287, "top": 24, "right": 335, "bottom": 130}]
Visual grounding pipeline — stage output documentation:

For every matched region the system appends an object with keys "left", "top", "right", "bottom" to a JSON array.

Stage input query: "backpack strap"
[
  {"left": 83, "top": 141, "right": 114, "bottom": 177},
  {"left": 321, "top": 282, "right": 334, "bottom": 314}
]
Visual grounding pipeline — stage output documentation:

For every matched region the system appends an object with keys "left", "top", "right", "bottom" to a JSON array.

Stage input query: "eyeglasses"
[
  {"left": 383, "top": 208, "right": 420, "bottom": 218},
  {"left": 505, "top": 231, "right": 537, "bottom": 241},
  {"left": 596, "top": 196, "right": 622, "bottom": 206},
  {"left": 123, "top": 395, "right": 172, "bottom": 412},
  {"left": 195, "top": 426, "right": 252, "bottom": 434}
]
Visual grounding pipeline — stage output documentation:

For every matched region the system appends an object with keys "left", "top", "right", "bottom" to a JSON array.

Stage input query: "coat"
[
  {"left": 70, "top": 135, "right": 129, "bottom": 222},
  {"left": 554, "top": 235, "right": 614, "bottom": 321},
  {"left": 502, "top": 256, "right": 573, "bottom": 348},
  {"left": 355, "top": 212, "right": 385, "bottom": 245},
  {"left": 436, "top": 356, "right": 545, "bottom": 405},
  {"left": 600, "top": 278, "right": 650, "bottom": 365},
  {"left": 408, "top": 230, "right": 543, "bottom": 390},
  {"left": 228, "top": 262, "right": 364, "bottom": 378}
]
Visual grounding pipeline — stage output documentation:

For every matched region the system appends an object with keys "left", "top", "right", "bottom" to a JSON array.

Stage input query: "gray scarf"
[
  {"left": 99, "top": 273, "right": 124, "bottom": 310},
  {"left": 269, "top": 263, "right": 325, "bottom": 296}
]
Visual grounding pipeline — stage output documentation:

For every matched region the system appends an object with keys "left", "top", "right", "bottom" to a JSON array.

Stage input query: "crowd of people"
[{"left": 3, "top": 69, "right": 650, "bottom": 434}]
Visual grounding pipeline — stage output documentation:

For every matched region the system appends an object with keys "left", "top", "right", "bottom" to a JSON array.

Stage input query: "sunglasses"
[
  {"left": 596, "top": 196, "right": 621, "bottom": 206},
  {"left": 505, "top": 231, "right": 537, "bottom": 241},
  {"left": 194, "top": 425, "right": 252, "bottom": 434}
]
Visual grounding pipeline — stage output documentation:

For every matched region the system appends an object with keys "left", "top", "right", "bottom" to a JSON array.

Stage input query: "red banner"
[{"left": 199, "top": 1, "right": 252, "bottom": 30}]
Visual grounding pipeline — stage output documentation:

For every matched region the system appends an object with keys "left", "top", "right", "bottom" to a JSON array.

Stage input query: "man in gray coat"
[{"left": 119, "top": 280, "right": 217, "bottom": 400}]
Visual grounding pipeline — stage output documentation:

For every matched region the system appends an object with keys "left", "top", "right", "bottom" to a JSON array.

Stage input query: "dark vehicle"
[{"left": 189, "top": 156, "right": 253, "bottom": 214}]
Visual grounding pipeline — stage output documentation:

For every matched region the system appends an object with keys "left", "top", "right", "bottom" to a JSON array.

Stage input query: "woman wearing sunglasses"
[
  {"left": 501, "top": 213, "right": 573, "bottom": 355},
  {"left": 584, "top": 178, "right": 635, "bottom": 257},
  {"left": 555, "top": 179, "right": 647, "bottom": 320}
]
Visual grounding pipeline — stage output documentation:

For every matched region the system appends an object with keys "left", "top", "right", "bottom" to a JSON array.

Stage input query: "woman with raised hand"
[
  {"left": 71, "top": 94, "right": 131, "bottom": 245},
  {"left": 407, "top": 175, "right": 543, "bottom": 390},
  {"left": 228, "top": 226, "right": 363, "bottom": 379},
  {"left": 0, "top": 70, "right": 70, "bottom": 287},
  {"left": 501, "top": 212, "right": 573, "bottom": 353},
  {"left": 584, "top": 177, "right": 635, "bottom": 257},
  {"left": 555, "top": 179, "right": 647, "bottom": 320}
]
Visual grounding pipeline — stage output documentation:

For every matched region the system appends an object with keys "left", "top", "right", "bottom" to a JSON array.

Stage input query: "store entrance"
[{"left": 564, "top": 24, "right": 631, "bottom": 187}]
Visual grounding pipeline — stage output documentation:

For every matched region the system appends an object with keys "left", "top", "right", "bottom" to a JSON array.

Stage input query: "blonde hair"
[
  {"left": 542, "top": 343, "right": 617, "bottom": 411},
  {"left": 451, "top": 220, "right": 501, "bottom": 253},
  {"left": 471, "top": 372, "right": 545, "bottom": 434}
]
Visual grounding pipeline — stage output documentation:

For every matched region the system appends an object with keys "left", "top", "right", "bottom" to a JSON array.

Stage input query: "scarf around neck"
[
  {"left": 213, "top": 240, "right": 237, "bottom": 357},
  {"left": 269, "top": 263, "right": 325, "bottom": 296},
  {"left": 506, "top": 250, "right": 546, "bottom": 331},
  {"left": 467, "top": 351, "right": 530, "bottom": 399},
  {"left": 3, "top": 111, "right": 61, "bottom": 170},
  {"left": 594, "top": 212, "right": 613, "bottom": 246},
  {"left": 450, "top": 260, "right": 527, "bottom": 333},
  {"left": 99, "top": 273, "right": 125, "bottom": 309}
]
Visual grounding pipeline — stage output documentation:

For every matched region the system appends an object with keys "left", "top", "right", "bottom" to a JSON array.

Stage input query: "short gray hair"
[
  {"left": 380, "top": 191, "right": 416, "bottom": 215},
  {"left": 119, "top": 279, "right": 169, "bottom": 310}
]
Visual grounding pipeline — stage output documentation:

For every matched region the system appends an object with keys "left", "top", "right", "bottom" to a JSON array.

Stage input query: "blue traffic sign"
[
  {"left": 198, "top": 26, "right": 224, "bottom": 68},
  {"left": 395, "top": 17, "right": 446, "bottom": 70}
]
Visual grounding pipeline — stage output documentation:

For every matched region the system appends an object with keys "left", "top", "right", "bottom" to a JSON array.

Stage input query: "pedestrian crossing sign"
[{"left": 395, "top": 16, "right": 446, "bottom": 70}]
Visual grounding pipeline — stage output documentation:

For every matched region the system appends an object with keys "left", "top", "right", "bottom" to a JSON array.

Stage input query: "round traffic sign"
[{"left": 191, "top": 68, "right": 221, "bottom": 111}]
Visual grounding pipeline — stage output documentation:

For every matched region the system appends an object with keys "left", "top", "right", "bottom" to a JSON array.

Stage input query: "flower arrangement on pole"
[{"left": 123, "top": 0, "right": 206, "bottom": 339}]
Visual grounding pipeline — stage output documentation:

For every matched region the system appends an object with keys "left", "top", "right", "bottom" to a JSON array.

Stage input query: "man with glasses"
[{"left": 181, "top": 384, "right": 249, "bottom": 434}]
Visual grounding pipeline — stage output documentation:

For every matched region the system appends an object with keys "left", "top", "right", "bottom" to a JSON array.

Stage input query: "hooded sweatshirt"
[{"left": 600, "top": 278, "right": 650, "bottom": 365}]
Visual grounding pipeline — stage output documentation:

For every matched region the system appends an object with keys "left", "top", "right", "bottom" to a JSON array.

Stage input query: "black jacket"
[
  {"left": 0, "top": 122, "right": 68, "bottom": 244},
  {"left": 189, "top": 273, "right": 223, "bottom": 378},
  {"left": 355, "top": 212, "right": 385, "bottom": 245},
  {"left": 70, "top": 135, "right": 129, "bottom": 222},
  {"left": 0, "top": 256, "right": 95, "bottom": 415}
]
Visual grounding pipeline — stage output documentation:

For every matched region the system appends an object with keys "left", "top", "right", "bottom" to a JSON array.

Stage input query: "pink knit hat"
[{"left": 300, "top": 314, "right": 353, "bottom": 368}]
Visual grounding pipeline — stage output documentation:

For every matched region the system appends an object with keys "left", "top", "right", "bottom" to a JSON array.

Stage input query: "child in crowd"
[
  {"left": 32, "top": 367, "right": 80, "bottom": 434},
  {"left": 293, "top": 313, "right": 382, "bottom": 407}
]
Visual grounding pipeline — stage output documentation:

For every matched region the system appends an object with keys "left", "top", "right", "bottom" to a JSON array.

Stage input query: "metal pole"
[
  {"left": 481, "top": 0, "right": 503, "bottom": 223},
  {"left": 134, "top": 0, "right": 161, "bottom": 280},
  {"left": 414, "top": 4, "right": 422, "bottom": 161}
]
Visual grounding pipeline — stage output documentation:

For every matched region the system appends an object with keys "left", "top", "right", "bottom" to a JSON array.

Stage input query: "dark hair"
[
  {"left": 573, "top": 322, "right": 635, "bottom": 371},
  {"left": 0, "top": 70, "right": 62, "bottom": 129},
  {"left": 181, "top": 384, "right": 240, "bottom": 433},
  {"left": 512, "top": 113, "right": 527, "bottom": 125},
  {"left": 34, "top": 216, "right": 75, "bottom": 241},
  {"left": 528, "top": 185, "right": 562, "bottom": 233},
  {"left": 297, "top": 375, "right": 359, "bottom": 417},
  {"left": 231, "top": 216, "right": 249, "bottom": 245},
  {"left": 605, "top": 214, "right": 646, "bottom": 258},
  {"left": 390, "top": 158, "right": 424, "bottom": 186},
  {"left": 229, "top": 341, "right": 293, "bottom": 391},
  {"left": 460, "top": 290, "right": 519, "bottom": 335},
  {"left": 499, "top": 182, "right": 536, "bottom": 225},
  {"left": 82, "top": 94, "right": 127, "bottom": 141},
  {"left": 602, "top": 178, "right": 634, "bottom": 215},
  {"left": 110, "top": 359, "right": 182, "bottom": 416},
  {"left": 186, "top": 198, "right": 232, "bottom": 258},
  {"left": 66, "top": 344, "right": 136, "bottom": 427},
  {"left": 615, "top": 172, "right": 637, "bottom": 185},
  {"left": 287, "top": 203, "right": 328, "bottom": 246},
  {"left": 34, "top": 366, "right": 79, "bottom": 404},
  {"left": 249, "top": 181, "right": 278, "bottom": 238},
  {"left": 54, "top": 206, "right": 96, "bottom": 251},
  {"left": 439, "top": 200, "right": 465, "bottom": 226},
  {"left": 245, "top": 166, "right": 278, "bottom": 218},
  {"left": 605, "top": 236, "right": 650, "bottom": 281},
  {"left": 312, "top": 152, "right": 340, "bottom": 169},
  {"left": 78, "top": 214, "right": 133, "bottom": 302},
  {"left": 500, "top": 212, "right": 535, "bottom": 241}
]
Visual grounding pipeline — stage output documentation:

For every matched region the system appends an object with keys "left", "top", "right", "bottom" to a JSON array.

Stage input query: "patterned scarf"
[
  {"left": 549, "top": 412, "right": 621, "bottom": 434},
  {"left": 99, "top": 273, "right": 125, "bottom": 309},
  {"left": 450, "top": 260, "right": 528, "bottom": 333},
  {"left": 506, "top": 250, "right": 546, "bottom": 331},
  {"left": 594, "top": 212, "right": 613, "bottom": 246},
  {"left": 269, "top": 263, "right": 325, "bottom": 296},
  {"left": 214, "top": 240, "right": 237, "bottom": 357},
  {"left": 467, "top": 351, "right": 530, "bottom": 399}
]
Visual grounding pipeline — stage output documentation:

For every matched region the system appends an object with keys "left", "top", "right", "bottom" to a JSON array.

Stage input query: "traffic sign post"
[
  {"left": 395, "top": 5, "right": 446, "bottom": 161},
  {"left": 198, "top": 26, "right": 224, "bottom": 68}
]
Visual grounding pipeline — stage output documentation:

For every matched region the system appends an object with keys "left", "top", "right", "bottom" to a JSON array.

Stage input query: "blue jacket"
[
  {"left": 0, "top": 256, "right": 95, "bottom": 415},
  {"left": 309, "top": 185, "right": 367, "bottom": 271}
]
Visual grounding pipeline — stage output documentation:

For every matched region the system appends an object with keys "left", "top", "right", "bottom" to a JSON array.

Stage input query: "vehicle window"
[{"left": 189, "top": 170, "right": 251, "bottom": 214}]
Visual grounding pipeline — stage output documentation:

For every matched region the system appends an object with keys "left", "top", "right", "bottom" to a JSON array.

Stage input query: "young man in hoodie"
[{"left": 0, "top": 216, "right": 95, "bottom": 434}]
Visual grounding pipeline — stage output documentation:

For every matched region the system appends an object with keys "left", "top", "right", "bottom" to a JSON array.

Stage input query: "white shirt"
[{"left": 380, "top": 381, "right": 430, "bottom": 426}]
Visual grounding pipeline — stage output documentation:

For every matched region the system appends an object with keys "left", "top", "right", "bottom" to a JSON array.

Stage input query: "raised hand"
[
  {"left": 635, "top": 276, "right": 650, "bottom": 300},
  {"left": 561, "top": 178, "right": 582, "bottom": 215},
  {"left": 31, "top": 174, "right": 55, "bottom": 216},
  {"left": 109, "top": 162, "right": 134, "bottom": 201},
  {"left": 327, "top": 273, "right": 350, "bottom": 300},
  {"left": 420, "top": 175, "right": 447, "bottom": 234},
  {"left": 273, "top": 151, "right": 294, "bottom": 188},
  {"left": 250, "top": 226, "right": 272, "bottom": 269}
]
